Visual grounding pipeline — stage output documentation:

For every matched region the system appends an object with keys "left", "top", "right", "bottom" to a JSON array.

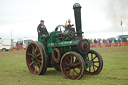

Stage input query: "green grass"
[{"left": 0, "top": 46, "right": 128, "bottom": 85}]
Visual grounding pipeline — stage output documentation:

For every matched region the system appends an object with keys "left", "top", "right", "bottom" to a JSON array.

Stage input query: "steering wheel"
[{"left": 55, "top": 25, "right": 66, "bottom": 32}]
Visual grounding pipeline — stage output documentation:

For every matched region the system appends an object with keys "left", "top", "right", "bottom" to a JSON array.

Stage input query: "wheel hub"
[
  {"left": 33, "top": 55, "right": 36, "bottom": 61},
  {"left": 87, "top": 60, "right": 93, "bottom": 67},
  {"left": 69, "top": 64, "right": 74, "bottom": 69}
]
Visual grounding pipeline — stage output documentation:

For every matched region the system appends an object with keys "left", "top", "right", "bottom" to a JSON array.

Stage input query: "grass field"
[{"left": 0, "top": 46, "right": 128, "bottom": 85}]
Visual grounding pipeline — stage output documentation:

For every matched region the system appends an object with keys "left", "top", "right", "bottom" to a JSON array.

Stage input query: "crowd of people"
[{"left": 88, "top": 38, "right": 128, "bottom": 47}]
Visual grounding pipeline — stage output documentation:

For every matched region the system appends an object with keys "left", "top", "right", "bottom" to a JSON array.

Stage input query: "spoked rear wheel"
[
  {"left": 60, "top": 51, "right": 85, "bottom": 80},
  {"left": 26, "top": 41, "right": 47, "bottom": 75},
  {"left": 85, "top": 50, "right": 103, "bottom": 75}
]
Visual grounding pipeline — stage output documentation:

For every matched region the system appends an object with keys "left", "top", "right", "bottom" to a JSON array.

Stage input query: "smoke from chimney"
[{"left": 106, "top": 0, "right": 128, "bottom": 28}]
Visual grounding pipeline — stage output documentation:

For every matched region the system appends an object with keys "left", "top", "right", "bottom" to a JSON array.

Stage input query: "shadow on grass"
[{"left": 45, "top": 68, "right": 62, "bottom": 75}]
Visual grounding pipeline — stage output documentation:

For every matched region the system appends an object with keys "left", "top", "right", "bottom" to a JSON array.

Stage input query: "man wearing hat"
[{"left": 37, "top": 20, "right": 49, "bottom": 39}]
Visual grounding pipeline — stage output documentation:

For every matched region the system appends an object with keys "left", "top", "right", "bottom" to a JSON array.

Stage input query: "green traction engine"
[{"left": 26, "top": 3, "right": 103, "bottom": 80}]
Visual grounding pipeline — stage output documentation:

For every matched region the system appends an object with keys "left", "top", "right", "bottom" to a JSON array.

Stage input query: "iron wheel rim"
[
  {"left": 26, "top": 42, "right": 44, "bottom": 74},
  {"left": 85, "top": 50, "right": 103, "bottom": 75},
  {"left": 61, "top": 51, "right": 85, "bottom": 80}
]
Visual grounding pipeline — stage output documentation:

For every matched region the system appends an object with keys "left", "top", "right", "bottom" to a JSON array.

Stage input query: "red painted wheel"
[
  {"left": 26, "top": 41, "right": 47, "bottom": 75},
  {"left": 60, "top": 51, "right": 85, "bottom": 80},
  {"left": 84, "top": 50, "right": 103, "bottom": 75}
]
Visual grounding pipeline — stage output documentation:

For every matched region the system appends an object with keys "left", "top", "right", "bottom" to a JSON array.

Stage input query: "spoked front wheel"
[
  {"left": 26, "top": 41, "right": 47, "bottom": 75},
  {"left": 60, "top": 51, "right": 85, "bottom": 80},
  {"left": 84, "top": 49, "right": 103, "bottom": 75}
]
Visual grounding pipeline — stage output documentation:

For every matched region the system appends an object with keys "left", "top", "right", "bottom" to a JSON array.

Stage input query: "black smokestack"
[{"left": 73, "top": 3, "right": 83, "bottom": 39}]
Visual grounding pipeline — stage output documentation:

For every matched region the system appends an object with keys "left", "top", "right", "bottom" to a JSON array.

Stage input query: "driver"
[
  {"left": 65, "top": 19, "right": 73, "bottom": 28},
  {"left": 37, "top": 20, "right": 49, "bottom": 39}
]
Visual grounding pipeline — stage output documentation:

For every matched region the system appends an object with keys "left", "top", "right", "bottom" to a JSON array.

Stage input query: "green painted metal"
[
  {"left": 47, "top": 41, "right": 75, "bottom": 47},
  {"left": 38, "top": 34, "right": 46, "bottom": 45},
  {"left": 38, "top": 29, "right": 76, "bottom": 53}
]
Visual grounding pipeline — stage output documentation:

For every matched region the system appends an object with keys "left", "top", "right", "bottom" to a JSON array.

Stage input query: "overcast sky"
[{"left": 0, "top": 0, "right": 128, "bottom": 40}]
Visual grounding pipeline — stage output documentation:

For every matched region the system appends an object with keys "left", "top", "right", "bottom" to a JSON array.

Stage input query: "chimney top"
[{"left": 73, "top": 3, "right": 81, "bottom": 9}]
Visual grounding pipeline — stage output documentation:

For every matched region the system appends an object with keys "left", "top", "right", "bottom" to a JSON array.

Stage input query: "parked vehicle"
[
  {"left": 17, "top": 37, "right": 33, "bottom": 46},
  {"left": 16, "top": 37, "right": 33, "bottom": 49},
  {"left": 0, "top": 38, "right": 13, "bottom": 51}
]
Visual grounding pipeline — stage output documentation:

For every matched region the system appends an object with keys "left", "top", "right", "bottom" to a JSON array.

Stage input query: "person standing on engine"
[{"left": 37, "top": 20, "right": 49, "bottom": 39}]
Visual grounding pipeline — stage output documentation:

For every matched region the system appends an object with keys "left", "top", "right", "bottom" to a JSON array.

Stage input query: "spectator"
[
  {"left": 106, "top": 39, "right": 109, "bottom": 47},
  {"left": 20, "top": 41, "right": 23, "bottom": 45},
  {"left": 109, "top": 39, "right": 112, "bottom": 43},
  {"left": 103, "top": 39, "right": 106, "bottom": 43},
  {"left": 102, "top": 39, "right": 105, "bottom": 47},
  {"left": 118, "top": 39, "right": 121, "bottom": 46},
  {"left": 106, "top": 39, "right": 109, "bottom": 43},
  {"left": 114, "top": 39, "right": 117, "bottom": 43},
  {"left": 94, "top": 39, "right": 97, "bottom": 43},
  {"left": 98, "top": 39, "right": 101, "bottom": 47},
  {"left": 16, "top": 41, "right": 19, "bottom": 50},
  {"left": 94, "top": 39, "right": 97, "bottom": 47}
]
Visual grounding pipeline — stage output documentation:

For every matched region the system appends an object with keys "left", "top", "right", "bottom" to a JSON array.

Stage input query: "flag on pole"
[{"left": 121, "top": 20, "right": 123, "bottom": 26}]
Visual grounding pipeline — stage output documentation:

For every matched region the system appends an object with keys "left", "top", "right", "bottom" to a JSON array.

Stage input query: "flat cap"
[{"left": 40, "top": 20, "right": 44, "bottom": 22}]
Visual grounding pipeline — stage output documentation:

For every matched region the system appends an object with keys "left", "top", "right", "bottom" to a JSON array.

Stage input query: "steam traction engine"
[{"left": 26, "top": 3, "right": 103, "bottom": 80}]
